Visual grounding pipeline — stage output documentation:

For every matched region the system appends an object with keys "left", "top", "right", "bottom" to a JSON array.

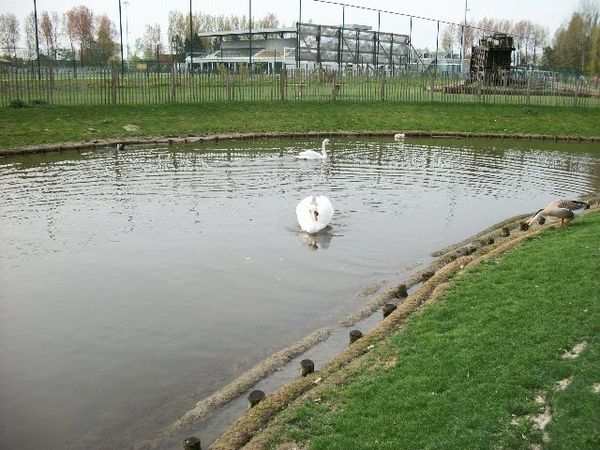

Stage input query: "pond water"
[{"left": 1, "top": 137, "right": 599, "bottom": 450}]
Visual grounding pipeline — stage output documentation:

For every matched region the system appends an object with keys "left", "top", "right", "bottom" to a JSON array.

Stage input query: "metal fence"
[{"left": 2, "top": 65, "right": 599, "bottom": 108}]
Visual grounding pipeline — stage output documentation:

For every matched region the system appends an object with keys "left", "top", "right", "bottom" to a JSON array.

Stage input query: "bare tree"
[
  {"left": 23, "top": 12, "right": 36, "bottom": 61},
  {"left": 39, "top": 11, "right": 61, "bottom": 60},
  {"left": 440, "top": 24, "right": 457, "bottom": 56},
  {"left": 136, "top": 23, "right": 162, "bottom": 59},
  {"left": 65, "top": 6, "right": 94, "bottom": 63},
  {"left": 0, "top": 13, "right": 20, "bottom": 60},
  {"left": 455, "top": 18, "right": 475, "bottom": 58},
  {"left": 94, "top": 14, "right": 118, "bottom": 63}
]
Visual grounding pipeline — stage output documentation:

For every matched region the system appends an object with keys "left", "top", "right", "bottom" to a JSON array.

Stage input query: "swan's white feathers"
[
  {"left": 296, "top": 195, "right": 334, "bottom": 234},
  {"left": 295, "top": 139, "right": 330, "bottom": 160}
]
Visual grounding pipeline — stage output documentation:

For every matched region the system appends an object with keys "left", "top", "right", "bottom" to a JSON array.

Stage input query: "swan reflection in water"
[{"left": 297, "top": 228, "right": 334, "bottom": 251}]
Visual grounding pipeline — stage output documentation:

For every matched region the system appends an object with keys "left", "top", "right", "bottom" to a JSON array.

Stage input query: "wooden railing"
[{"left": 2, "top": 65, "right": 599, "bottom": 108}]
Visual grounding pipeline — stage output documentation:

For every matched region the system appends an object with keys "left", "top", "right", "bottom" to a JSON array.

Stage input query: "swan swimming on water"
[
  {"left": 294, "top": 139, "right": 330, "bottom": 160},
  {"left": 296, "top": 195, "right": 334, "bottom": 234},
  {"left": 394, "top": 133, "right": 406, "bottom": 141}
]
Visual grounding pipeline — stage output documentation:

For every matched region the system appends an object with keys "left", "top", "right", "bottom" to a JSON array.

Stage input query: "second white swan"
[{"left": 295, "top": 139, "right": 330, "bottom": 160}]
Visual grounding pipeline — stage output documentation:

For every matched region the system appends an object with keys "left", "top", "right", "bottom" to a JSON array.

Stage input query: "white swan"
[
  {"left": 295, "top": 139, "right": 330, "bottom": 160},
  {"left": 296, "top": 195, "right": 334, "bottom": 234},
  {"left": 394, "top": 133, "right": 405, "bottom": 141}
]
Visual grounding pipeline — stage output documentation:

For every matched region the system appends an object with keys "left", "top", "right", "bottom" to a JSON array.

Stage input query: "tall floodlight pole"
[
  {"left": 461, "top": 0, "right": 468, "bottom": 74},
  {"left": 33, "top": 0, "right": 41, "bottom": 79},
  {"left": 190, "top": 0, "right": 193, "bottom": 74},
  {"left": 124, "top": 0, "right": 130, "bottom": 62},
  {"left": 118, "top": 0, "right": 125, "bottom": 75},
  {"left": 297, "top": 0, "right": 302, "bottom": 68},
  {"left": 249, "top": 0, "right": 252, "bottom": 67}
]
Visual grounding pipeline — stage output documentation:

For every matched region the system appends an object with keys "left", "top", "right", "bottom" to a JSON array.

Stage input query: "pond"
[{"left": 1, "top": 137, "right": 599, "bottom": 450}]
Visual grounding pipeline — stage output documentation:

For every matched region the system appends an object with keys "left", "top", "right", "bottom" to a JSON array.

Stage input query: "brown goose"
[{"left": 524, "top": 199, "right": 590, "bottom": 229}]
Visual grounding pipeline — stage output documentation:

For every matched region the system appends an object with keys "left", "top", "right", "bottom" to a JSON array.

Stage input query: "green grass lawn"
[
  {"left": 2, "top": 101, "right": 600, "bottom": 150},
  {"left": 265, "top": 211, "right": 600, "bottom": 450}
]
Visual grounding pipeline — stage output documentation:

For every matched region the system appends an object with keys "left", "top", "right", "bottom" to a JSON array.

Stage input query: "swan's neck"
[{"left": 321, "top": 143, "right": 327, "bottom": 155}]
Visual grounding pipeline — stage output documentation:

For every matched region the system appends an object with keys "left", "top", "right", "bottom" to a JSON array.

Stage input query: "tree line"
[
  {"left": 0, "top": 6, "right": 279, "bottom": 65},
  {"left": 0, "top": 2, "right": 598, "bottom": 76}
]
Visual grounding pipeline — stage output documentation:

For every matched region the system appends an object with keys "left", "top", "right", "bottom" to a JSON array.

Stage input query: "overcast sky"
[{"left": 3, "top": 0, "right": 581, "bottom": 50}]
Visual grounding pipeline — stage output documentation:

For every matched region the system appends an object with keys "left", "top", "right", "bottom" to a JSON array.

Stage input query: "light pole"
[
  {"left": 189, "top": 0, "right": 193, "bottom": 74},
  {"left": 124, "top": 0, "right": 130, "bottom": 62},
  {"left": 33, "top": 0, "right": 41, "bottom": 79},
  {"left": 460, "top": 0, "right": 469, "bottom": 74},
  {"left": 249, "top": 0, "right": 252, "bottom": 68},
  {"left": 118, "top": 0, "right": 124, "bottom": 75}
]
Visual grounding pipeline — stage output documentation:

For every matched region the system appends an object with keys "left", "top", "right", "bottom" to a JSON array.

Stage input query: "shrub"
[{"left": 8, "top": 99, "right": 27, "bottom": 108}]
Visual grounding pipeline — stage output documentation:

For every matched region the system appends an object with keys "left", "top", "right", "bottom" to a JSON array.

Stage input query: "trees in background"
[
  {"left": 0, "top": 13, "right": 20, "bottom": 61},
  {"left": 65, "top": 6, "right": 94, "bottom": 64},
  {"left": 136, "top": 23, "right": 163, "bottom": 60},
  {"left": 438, "top": 18, "right": 548, "bottom": 68},
  {"left": 545, "top": 0, "right": 599, "bottom": 75},
  {"left": 165, "top": 11, "right": 280, "bottom": 62},
  {"left": 0, "top": 7, "right": 280, "bottom": 65},
  {"left": 39, "top": 11, "right": 61, "bottom": 61},
  {"left": 0, "top": 2, "right": 597, "bottom": 76}
]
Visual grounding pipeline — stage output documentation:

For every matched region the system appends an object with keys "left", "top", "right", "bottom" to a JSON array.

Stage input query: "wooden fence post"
[
  {"left": 383, "top": 303, "right": 397, "bottom": 318},
  {"left": 349, "top": 329, "right": 363, "bottom": 344},
  {"left": 247, "top": 390, "right": 266, "bottom": 409},
  {"left": 380, "top": 70, "right": 386, "bottom": 101},
  {"left": 182, "top": 436, "right": 201, "bottom": 450},
  {"left": 111, "top": 65, "right": 118, "bottom": 105},
  {"left": 430, "top": 71, "right": 435, "bottom": 102},
  {"left": 46, "top": 68, "right": 54, "bottom": 105},
  {"left": 226, "top": 70, "right": 232, "bottom": 102},
  {"left": 279, "top": 69, "right": 286, "bottom": 101},
  {"left": 300, "top": 359, "right": 314, "bottom": 376},
  {"left": 171, "top": 63, "right": 177, "bottom": 103},
  {"left": 332, "top": 73, "right": 339, "bottom": 100}
]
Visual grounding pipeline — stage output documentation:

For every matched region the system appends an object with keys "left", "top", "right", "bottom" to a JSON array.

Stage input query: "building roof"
[{"left": 197, "top": 27, "right": 297, "bottom": 39}]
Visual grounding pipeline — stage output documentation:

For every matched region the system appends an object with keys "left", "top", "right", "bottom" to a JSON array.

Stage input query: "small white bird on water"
[
  {"left": 394, "top": 133, "right": 406, "bottom": 141},
  {"left": 524, "top": 199, "right": 590, "bottom": 229},
  {"left": 294, "top": 139, "right": 330, "bottom": 160},
  {"left": 296, "top": 195, "right": 334, "bottom": 234}
]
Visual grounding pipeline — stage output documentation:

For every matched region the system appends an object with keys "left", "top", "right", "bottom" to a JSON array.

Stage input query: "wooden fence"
[{"left": 2, "top": 66, "right": 599, "bottom": 108}]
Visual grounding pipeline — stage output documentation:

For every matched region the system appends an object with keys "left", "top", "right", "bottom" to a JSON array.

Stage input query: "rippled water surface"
[{"left": 1, "top": 137, "right": 599, "bottom": 449}]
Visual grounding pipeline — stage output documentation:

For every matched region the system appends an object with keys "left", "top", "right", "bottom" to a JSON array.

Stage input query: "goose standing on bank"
[
  {"left": 295, "top": 139, "right": 330, "bottom": 160},
  {"left": 296, "top": 195, "right": 334, "bottom": 234},
  {"left": 524, "top": 199, "right": 590, "bottom": 229}
]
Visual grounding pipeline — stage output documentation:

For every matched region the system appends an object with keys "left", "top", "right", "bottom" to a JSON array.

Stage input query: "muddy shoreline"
[{"left": 2, "top": 130, "right": 600, "bottom": 156}]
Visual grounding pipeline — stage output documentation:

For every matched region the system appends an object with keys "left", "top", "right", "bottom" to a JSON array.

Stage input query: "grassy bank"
[
  {"left": 231, "top": 210, "right": 600, "bottom": 450},
  {"left": 2, "top": 101, "right": 600, "bottom": 150}
]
